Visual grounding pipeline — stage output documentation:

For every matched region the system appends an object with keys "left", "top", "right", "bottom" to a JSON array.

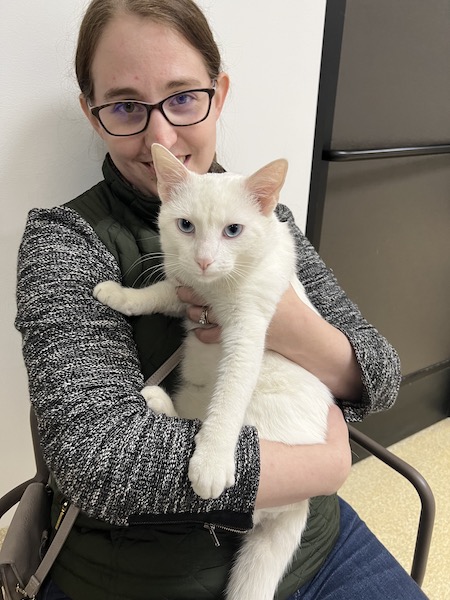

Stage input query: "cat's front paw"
[
  {"left": 93, "top": 281, "right": 136, "bottom": 316},
  {"left": 141, "top": 385, "right": 178, "bottom": 417},
  {"left": 188, "top": 432, "right": 236, "bottom": 499}
]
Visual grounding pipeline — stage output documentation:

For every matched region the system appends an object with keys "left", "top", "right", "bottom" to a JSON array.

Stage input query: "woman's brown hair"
[{"left": 76, "top": 0, "right": 222, "bottom": 101}]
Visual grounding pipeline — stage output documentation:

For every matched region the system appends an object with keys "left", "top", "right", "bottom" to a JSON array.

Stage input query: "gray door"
[{"left": 308, "top": 0, "right": 450, "bottom": 445}]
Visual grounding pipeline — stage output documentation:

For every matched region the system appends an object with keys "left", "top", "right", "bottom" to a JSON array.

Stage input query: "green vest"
[{"left": 51, "top": 155, "right": 340, "bottom": 599}]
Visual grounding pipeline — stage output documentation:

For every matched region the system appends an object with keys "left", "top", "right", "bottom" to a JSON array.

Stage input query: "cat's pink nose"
[{"left": 196, "top": 258, "right": 214, "bottom": 271}]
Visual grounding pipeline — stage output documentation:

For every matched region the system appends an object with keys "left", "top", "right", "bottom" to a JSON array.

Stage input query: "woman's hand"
[
  {"left": 176, "top": 286, "right": 221, "bottom": 343},
  {"left": 256, "top": 404, "right": 352, "bottom": 509},
  {"left": 178, "top": 285, "right": 363, "bottom": 401},
  {"left": 267, "top": 285, "right": 363, "bottom": 401}
]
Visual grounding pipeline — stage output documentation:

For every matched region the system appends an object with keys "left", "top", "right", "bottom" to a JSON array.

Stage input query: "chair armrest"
[
  {"left": 0, "top": 479, "right": 35, "bottom": 519},
  {"left": 348, "top": 424, "right": 435, "bottom": 587},
  {"left": 0, "top": 410, "right": 50, "bottom": 521}
]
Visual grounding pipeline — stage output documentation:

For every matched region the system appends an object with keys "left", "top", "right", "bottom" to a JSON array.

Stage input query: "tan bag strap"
[
  {"left": 22, "top": 503, "right": 79, "bottom": 599},
  {"left": 144, "top": 345, "right": 183, "bottom": 386},
  {"left": 22, "top": 347, "right": 183, "bottom": 598}
]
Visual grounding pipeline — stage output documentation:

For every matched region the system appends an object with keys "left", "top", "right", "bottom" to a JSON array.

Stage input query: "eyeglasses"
[{"left": 88, "top": 86, "right": 216, "bottom": 137}]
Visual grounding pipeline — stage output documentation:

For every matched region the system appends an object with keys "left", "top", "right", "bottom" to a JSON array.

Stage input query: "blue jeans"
[
  {"left": 288, "top": 497, "right": 428, "bottom": 600},
  {"left": 39, "top": 498, "right": 428, "bottom": 600}
]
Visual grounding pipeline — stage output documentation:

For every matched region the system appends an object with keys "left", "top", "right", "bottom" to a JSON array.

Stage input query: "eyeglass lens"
[{"left": 97, "top": 90, "right": 213, "bottom": 135}]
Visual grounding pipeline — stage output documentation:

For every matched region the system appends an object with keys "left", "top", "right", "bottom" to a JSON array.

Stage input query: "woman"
[{"left": 15, "top": 0, "right": 427, "bottom": 598}]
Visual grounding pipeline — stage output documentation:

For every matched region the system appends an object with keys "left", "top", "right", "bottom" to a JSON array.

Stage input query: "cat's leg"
[
  {"left": 188, "top": 427, "right": 237, "bottom": 499},
  {"left": 141, "top": 385, "right": 179, "bottom": 417},
  {"left": 93, "top": 279, "right": 183, "bottom": 317},
  {"left": 225, "top": 503, "right": 309, "bottom": 600},
  {"left": 187, "top": 314, "right": 269, "bottom": 499}
]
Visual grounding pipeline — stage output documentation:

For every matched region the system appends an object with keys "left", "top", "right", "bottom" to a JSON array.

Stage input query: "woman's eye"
[
  {"left": 170, "top": 93, "right": 195, "bottom": 108},
  {"left": 165, "top": 93, "right": 198, "bottom": 111},
  {"left": 177, "top": 219, "right": 195, "bottom": 234},
  {"left": 223, "top": 224, "right": 243, "bottom": 238},
  {"left": 113, "top": 102, "right": 136, "bottom": 114},
  {"left": 112, "top": 102, "right": 146, "bottom": 115}
]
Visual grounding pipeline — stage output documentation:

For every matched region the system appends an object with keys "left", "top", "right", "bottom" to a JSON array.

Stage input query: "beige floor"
[
  {"left": 1, "top": 419, "right": 448, "bottom": 598},
  {"left": 340, "top": 418, "right": 450, "bottom": 600}
]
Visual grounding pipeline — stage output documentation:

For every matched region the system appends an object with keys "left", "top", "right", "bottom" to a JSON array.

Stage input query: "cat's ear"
[
  {"left": 245, "top": 159, "right": 288, "bottom": 216},
  {"left": 151, "top": 143, "right": 189, "bottom": 202}
]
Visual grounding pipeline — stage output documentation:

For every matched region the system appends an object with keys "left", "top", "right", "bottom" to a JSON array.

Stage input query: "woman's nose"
[{"left": 144, "top": 108, "right": 178, "bottom": 149}]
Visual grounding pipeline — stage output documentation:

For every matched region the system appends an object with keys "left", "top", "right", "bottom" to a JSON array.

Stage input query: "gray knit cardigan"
[{"left": 15, "top": 201, "right": 401, "bottom": 527}]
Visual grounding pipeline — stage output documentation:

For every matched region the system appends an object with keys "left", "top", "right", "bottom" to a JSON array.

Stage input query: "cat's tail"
[{"left": 225, "top": 502, "right": 309, "bottom": 600}]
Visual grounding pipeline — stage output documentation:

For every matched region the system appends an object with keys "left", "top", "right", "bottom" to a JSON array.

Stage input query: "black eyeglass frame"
[{"left": 88, "top": 87, "right": 216, "bottom": 137}]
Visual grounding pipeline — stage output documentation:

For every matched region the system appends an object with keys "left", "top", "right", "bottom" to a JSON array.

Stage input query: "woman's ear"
[
  {"left": 79, "top": 94, "right": 104, "bottom": 136},
  {"left": 212, "top": 72, "right": 230, "bottom": 119}
]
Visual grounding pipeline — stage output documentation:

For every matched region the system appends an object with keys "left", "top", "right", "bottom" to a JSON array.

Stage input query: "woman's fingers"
[{"left": 176, "top": 286, "right": 220, "bottom": 343}]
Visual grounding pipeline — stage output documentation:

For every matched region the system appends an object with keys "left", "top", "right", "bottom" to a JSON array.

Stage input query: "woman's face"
[{"left": 81, "top": 14, "right": 229, "bottom": 196}]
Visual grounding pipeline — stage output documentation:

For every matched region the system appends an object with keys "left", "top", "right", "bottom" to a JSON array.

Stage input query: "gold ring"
[{"left": 199, "top": 306, "right": 209, "bottom": 325}]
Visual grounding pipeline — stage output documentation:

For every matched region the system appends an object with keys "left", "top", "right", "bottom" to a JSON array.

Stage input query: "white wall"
[{"left": 0, "top": 0, "right": 326, "bottom": 526}]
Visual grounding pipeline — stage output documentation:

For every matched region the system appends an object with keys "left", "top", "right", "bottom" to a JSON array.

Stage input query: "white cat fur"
[{"left": 93, "top": 143, "right": 334, "bottom": 600}]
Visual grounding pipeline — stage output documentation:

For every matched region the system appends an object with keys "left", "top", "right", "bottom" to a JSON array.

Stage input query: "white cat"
[{"left": 94, "top": 143, "right": 334, "bottom": 600}]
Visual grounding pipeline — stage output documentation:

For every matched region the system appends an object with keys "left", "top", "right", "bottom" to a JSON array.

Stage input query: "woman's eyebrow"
[
  {"left": 104, "top": 87, "right": 142, "bottom": 101},
  {"left": 166, "top": 78, "right": 204, "bottom": 90},
  {"left": 103, "top": 79, "right": 206, "bottom": 102}
]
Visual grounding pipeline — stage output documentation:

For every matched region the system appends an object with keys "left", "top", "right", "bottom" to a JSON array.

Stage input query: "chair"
[
  {"left": 348, "top": 424, "right": 435, "bottom": 587},
  {"left": 0, "top": 410, "right": 49, "bottom": 519},
  {"left": 0, "top": 413, "right": 435, "bottom": 589}
]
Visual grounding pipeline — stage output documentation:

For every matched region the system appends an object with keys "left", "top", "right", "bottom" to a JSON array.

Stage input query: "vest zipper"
[
  {"left": 55, "top": 499, "right": 70, "bottom": 531},
  {"left": 129, "top": 516, "right": 249, "bottom": 547},
  {"left": 204, "top": 523, "right": 220, "bottom": 547},
  {"left": 203, "top": 522, "right": 249, "bottom": 547}
]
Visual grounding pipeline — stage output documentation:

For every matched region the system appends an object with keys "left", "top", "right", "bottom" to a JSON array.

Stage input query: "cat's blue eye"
[
  {"left": 223, "top": 224, "right": 243, "bottom": 238},
  {"left": 177, "top": 219, "right": 195, "bottom": 234}
]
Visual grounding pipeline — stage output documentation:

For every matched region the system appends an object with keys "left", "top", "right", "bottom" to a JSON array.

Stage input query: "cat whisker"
[
  {"left": 224, "top": 266, "right": 247, "bottom": 290},
  {"left": 124, "top": 251, "right": 165, "bottom": 272},
  {"left": 123, "top": 253, "right": 164, "bottom": 280},
  {"left": 134, "top": 234, "right": 161, "bottom": 243},
  {"left": 133, "top": 264, "right": 168, "bottom": 288},
  {"left": 126, "top": 252, "right": 181, "bottom": 288},
  {"left": 137, "top": 272, "right": 164, "bottom": 288}
]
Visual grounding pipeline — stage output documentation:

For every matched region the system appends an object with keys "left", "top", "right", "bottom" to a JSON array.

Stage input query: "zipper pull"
[
  {"left": 204, "top": 523, "right": 221, "bottom": 547},
  {"left": 55, "top": 500, "right": 70, "bottom": 531}
]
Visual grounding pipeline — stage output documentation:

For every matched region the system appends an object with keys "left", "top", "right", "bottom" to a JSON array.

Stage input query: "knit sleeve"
[
  {"left": 15, "top": 207, "right": 259, "bottom": 526},
  {"left": 276, "top": 204, "right": 402, "bottom": 421}
]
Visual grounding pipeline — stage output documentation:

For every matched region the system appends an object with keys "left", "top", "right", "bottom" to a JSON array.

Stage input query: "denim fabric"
[
  {"left": 38, "top": 497, "right": 429, "bottom": 600},
  {"left": 288, "top": 497, "right": 429, "bottom": 600}
]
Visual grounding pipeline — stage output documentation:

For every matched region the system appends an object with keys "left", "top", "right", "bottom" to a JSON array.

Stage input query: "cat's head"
[{"left": 151, "top": 143, "right": 288, "bottom": 287}]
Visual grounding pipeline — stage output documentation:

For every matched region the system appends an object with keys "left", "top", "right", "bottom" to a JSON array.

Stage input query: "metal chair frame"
[
  {"left": 0, "top": 411, "right": 49, "bottom": 518},
  {"left": 348, "top": 424, "right": 435, "bottom": 587},
  {"left": 0, "top": 413, "right": 435, "bottom": 588}
]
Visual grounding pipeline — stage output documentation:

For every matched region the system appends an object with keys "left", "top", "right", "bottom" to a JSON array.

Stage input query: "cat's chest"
[{"left": 181, "top": 333, "right": 222, "bottom": 386}]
